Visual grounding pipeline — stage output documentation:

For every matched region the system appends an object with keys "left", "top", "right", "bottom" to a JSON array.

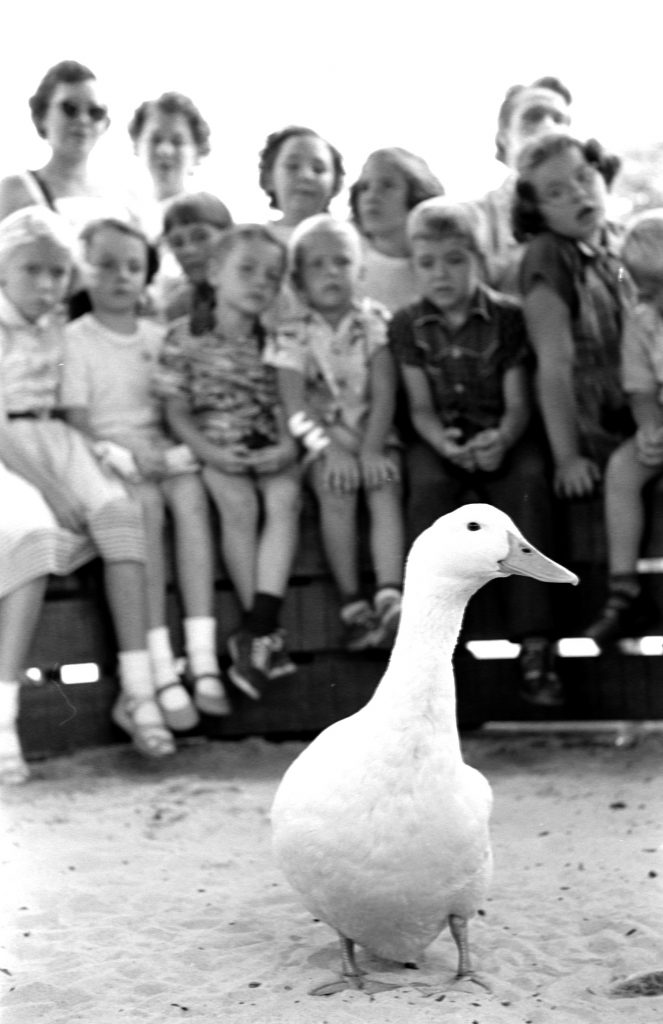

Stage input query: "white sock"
[
  {"left": 183, "top": 616, "right": 220, "bottom": 678},
  {"left": 0, "top": 680, "right": 20, "bottom": 728},
  {"left": 147, "top": 626, "right": 179, "bottom": 687},
  {"left": 117, "top": 650, "right": 153, "bottom": 703}
]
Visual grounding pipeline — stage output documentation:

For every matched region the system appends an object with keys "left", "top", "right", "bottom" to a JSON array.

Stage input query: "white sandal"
[
  {"left": 155, "top": 681, "right": 200, "bottom": 732},
  {"left": 192, "top": 673, "right": 232, "bottom": 716},
  {"left": 112, "top": 697, "right": 176, "bottom": 758}
]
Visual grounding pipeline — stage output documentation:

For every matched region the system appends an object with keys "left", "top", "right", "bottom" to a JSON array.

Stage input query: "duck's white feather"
[{"left": 272, "top": 504, "right": 574, "bottom": 965}]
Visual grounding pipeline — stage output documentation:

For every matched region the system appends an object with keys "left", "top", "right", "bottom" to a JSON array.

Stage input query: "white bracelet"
[
  {"left": 288, "top": 411, "right": 316, "bottom": 437},
  {"left": 302, "top": 425, "right": 330, "bottom": 453},
  {"left": 288, "top": 411, "right": 330, "bottom": 453}
]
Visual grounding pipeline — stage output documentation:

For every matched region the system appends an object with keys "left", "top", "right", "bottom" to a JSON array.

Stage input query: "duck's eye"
[{"left": 467, "top": 522, "right": 481, "bottom": 532}]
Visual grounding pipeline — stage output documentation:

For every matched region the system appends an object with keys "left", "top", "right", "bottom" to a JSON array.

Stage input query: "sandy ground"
[{"left": 1, "top": 729, "right": 662, "bottom": 1024}]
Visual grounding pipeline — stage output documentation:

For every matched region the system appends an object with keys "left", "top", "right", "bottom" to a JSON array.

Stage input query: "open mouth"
[{"left": 577, "top": 203, "right": 596, "bottom": 221}]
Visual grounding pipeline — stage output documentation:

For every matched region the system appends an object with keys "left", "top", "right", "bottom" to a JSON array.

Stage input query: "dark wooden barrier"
[{"left": 18, "top": 489, "right": 663, "bottom": 761}]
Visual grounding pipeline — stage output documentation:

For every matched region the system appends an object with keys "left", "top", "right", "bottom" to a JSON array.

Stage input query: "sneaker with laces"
[
  {"left": 518, "top": 637, "right": 564, "bottom": 708},
  {"left": 341, "top": 599, "right": 379, "bottom": 651},
  {"left": 266, "top": 628, "right": 297, "bottom": 679},
  {"left": 227, "top": 630, "right": 269, "bottom": 700},
  {"left": 584, "top": 589, "right": 658, "bottom": 647},
  {"left": 372, "top": 591, "right": 402, "bottom": 647}
]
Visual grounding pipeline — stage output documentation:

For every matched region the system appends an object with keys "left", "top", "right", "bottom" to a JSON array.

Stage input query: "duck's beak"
[{"left": 499, "top": 531, "right": 579, "bottom": 584}]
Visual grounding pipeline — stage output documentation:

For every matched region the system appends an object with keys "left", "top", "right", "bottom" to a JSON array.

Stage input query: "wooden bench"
[{"left": 17, "top": 489, "right": 663, "bottom": 761}]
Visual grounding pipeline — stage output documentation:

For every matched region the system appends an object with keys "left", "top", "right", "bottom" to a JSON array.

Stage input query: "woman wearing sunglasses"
[{"left": 0, "top": 60, "right": 131, "bottom": 232}]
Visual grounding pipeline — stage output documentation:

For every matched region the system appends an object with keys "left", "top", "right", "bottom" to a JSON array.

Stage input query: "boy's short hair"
[
  {"left": 622, "top": 209, "right": 663, "bottom": 280},
  {"left": 209, "top": 223, "right": 287, "bottom": 272},
  {"left": 128, "top": 92, "right": 211, "bottom": 158},
  {"left": 79, "top": 217, "right": 160, "bottom": 283},
  {"left": 348, "top": 147, "right": 444, "bottom": 226},
  {"left": 512, "top": 133, "right": 621, "bottom": 241},
  {"left": 0, "top": 206, "right": 75, "bottom": 267},
  {"left": 495, "top": 76, "right": 572, "bottom": 164},
  {"left": 289, "top": 214, "right": 363, "bottom": 282},
  {"left": 407, "top": 198, "right": 484, "bottom": 257},
  {"left": 163, "top": 192, "right": 233, "bottom": 236},
  {"left": 258, "top": 126, "right": 345, "bottom": 210}
]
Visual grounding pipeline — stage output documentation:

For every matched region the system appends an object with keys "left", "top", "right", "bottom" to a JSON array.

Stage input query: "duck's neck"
[{"left": 369, "top": 576, "right": 479, "bottom": 749}]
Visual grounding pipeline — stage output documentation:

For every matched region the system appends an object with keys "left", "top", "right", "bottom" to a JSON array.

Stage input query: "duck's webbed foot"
[
  {"left": 449, "top": 913, "right": 492, "bottom": 993},
  {"left": 309, "top": 934, "right": 401, "bottom": 997}
]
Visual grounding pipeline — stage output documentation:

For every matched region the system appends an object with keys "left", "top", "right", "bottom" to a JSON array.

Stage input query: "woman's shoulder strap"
[{"left": 25, "top": 170, "right": 57, "bottom": 210}]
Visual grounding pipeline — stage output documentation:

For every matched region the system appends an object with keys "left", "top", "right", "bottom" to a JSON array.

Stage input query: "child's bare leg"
[
  {"left": 163, "top": 474, "right": 216, "bottom": 617},
  {"left": 138, "top": 481, "right": 200, "bottom": 729},
  {"left": 203, "top": 468, "right": 259, "bottom": 610},
  {"left": 103, "top": 558, "right": 175, "bottom": 756},
  {"left": 605, "top": 440, "right": 661, "bottom": 574},
  {"left": 310, "top": 463, "right": 360, "bottom": 597},
  {"left": 365, "top": 482, "right": 405, "bottom": 588},
  {"left": 0, "top": 578, "right": 48, "bottom": 783},
  {"left": 0, "top": 578, "right": 47, "bottom": 680},
  {"left": 365, "top": 482, "right": 405, "bottom": 645},
  {"left": 255, "top": 469, "right": 301, "bottom": 595},
  {"left": 137, "top": 483, "right": 168, "bottom": 629},
  {"left": 586, "top": 440, "right": 662, "bottom": 644},
  {"left": 164, "top": 475, "right": 228, "bottom": 716}
]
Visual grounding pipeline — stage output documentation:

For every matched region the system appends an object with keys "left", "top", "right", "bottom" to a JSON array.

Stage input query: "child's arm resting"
[
  {"left": 523, "top": 282, "right": 600, "bottom": 497},
  {"left": 471, "top": 364, "right": 531, "bottom": 471},
  {"left": 400, "top": 364, "right": 476, "bottom": 469},
  {"left": 164, "top": 395, "right": 246, "bottom": 473},
  {"left": 359, "top": 347, "right": 400, "bottom": 487}
]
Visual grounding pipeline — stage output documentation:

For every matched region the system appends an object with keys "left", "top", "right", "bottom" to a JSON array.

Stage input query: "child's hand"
[
  {"left": 554, "top": 455, "right": 601, "bottom": 497},
  {"left": 440, "top": 428, "right": 476, "bottom": 471},
  {"left": 247, "top": 437, "right": 299, "bottom": 475},
  {"left": 206, "top": 447, "right": 252, "bottom": 475},
  {"left": 469, "top": 429, "right": 508, "bottom": 473},
  {"left": 93, "top": 441, "right": 142, "bottom": 482},
  {"left": 359, "top": 449, "right": 400, "bottom": 489},
  {"left": 133, "top": 448, "right": 169, "bottom": 479},
  {"left": 635, "top": 425, "right": 663, "bottom": 467},
  {"left": 321, "top": 444, "right": 361, "bottom": 492}
]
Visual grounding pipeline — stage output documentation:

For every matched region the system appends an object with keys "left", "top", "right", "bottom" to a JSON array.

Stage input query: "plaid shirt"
[
  {"left": 389, "top": 286, "right": 529, "bottom": 440},
  {"left": 152, "top": 318, "right": 280, "bottom": 451}
]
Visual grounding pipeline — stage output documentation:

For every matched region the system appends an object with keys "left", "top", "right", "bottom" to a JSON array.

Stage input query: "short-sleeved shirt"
[
  {"left": 389, "top": 286, "right": 528, "bottom": 440},
  {"left": 265, "top": 298, "right": 391, "bottom": 442},
  {"left": 471, "top": 175, "right": 525, "bottom": 296},
  {"left": 622, "top": 302, "right": 663, "bottom": 399},
  {"left": 0, "top": 291, "right": 63, "bottom": 415},
  {"left": 519, "top": 229, "right": 631, "bottom": 462},
  {"left": 153, "top": 318, "right": 280, "bottom": 450},
  {"left": 63, "top": 314, "right": 167, "bottom": 447}
]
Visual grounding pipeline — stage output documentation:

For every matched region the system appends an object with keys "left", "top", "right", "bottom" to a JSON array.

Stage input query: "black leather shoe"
[
  {"left": 584, "top": 590, "right": 658, "bottom": 647},
  {"left": 518, "top": 638, "right": 565, "bottom": 708}
]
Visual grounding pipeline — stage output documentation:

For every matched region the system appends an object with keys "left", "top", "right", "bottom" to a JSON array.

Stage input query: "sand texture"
[{"left": 2, "top": 731, "right": 663, "bottom": 1023}]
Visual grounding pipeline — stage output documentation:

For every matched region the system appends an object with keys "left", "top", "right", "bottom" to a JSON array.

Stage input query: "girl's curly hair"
[
  {"left": 258, "top": 126, "right": 344, "bottom": 210},
  {"left": 511, "top": 133, "right": 621, "bottom": 242},
  {"left": 128, "top": 92, "right": 211, "bottom": 158}
]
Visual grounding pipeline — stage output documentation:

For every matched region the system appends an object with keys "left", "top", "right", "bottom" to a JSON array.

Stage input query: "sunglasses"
[{"left": 57, "top": 99, "right": 108, "bottom": 124}]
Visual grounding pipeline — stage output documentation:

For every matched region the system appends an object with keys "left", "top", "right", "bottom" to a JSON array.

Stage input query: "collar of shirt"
[
  {"left": 301, "top": 297, "right": 367, "bottom": 334},
  {"left": 0, "top": 289, "right": 57, "bottom": 333},
  {"left": 413, "top": 287, "right": 493, "bottom": 330},
  {"left": 575, "top": 223, "right": 621, "bottom": 261}
]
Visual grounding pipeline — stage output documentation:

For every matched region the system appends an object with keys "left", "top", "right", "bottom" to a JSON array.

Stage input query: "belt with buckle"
[{"left": 7, "top": 409, "right": 65, "bottom": 420}]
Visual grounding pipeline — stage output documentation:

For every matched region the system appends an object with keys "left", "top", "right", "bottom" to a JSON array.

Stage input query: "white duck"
[{"left": 271, "top": 504, "right": 578, "bottom": 995}]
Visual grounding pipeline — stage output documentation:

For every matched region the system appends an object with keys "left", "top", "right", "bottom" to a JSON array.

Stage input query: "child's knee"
[
  {"left": 139, "top": 486, "right": 166, "bottom": 527},
  {"left": 90, "top": 497, "right": 146, "bottom": 562}
]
